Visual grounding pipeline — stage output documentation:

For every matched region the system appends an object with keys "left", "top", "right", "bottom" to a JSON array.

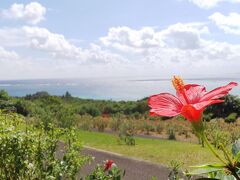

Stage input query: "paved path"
[{"left": 80, "top": 147, "right": 171, "bottom": 180}]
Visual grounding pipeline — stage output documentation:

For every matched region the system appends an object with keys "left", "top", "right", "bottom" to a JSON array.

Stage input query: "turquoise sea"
[{"left": 0, "top": 78, "right": 239, "bottom": 101}]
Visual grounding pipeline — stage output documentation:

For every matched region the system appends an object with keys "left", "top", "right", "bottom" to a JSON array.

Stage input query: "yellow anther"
[{"left": 172, "top": 76, "right": 185, "bottom": 92}]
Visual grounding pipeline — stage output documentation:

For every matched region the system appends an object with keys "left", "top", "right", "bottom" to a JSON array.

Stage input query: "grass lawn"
[{"left": 77, "top": 130, "right": 222, "bottom": 168}]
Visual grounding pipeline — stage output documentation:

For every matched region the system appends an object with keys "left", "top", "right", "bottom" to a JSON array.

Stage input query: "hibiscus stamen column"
[{"left": 172, "top": 76, "right": 190, "bottom": 104}]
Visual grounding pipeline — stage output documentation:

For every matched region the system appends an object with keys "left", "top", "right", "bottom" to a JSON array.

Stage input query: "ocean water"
[{"left": 0, "top": 78, "right": 239, "bottom": 101}]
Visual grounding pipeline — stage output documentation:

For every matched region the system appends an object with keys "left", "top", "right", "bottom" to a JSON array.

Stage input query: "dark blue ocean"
[{"left": 0, "top": 78, "right": 239, "bottom": 101}]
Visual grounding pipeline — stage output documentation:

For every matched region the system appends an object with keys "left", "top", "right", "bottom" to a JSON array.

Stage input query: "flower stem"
[
  {"left": 202, "top": 133, "right": 227, "bottom": 165},
  {"left": 219, "top": 144, "right": 240, "bottom": 180},
  {"left": 219, "top": 144, "right": 233, "bottom": 166},
  {"left": 230, "top": 169, "right": 240, "bottom": 180}
]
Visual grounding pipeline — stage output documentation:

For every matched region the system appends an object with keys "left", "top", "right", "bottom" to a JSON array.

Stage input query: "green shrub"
[
  {"left": 230, "top": 129, "right": 240, "bottom": 143},
  {"left": 155, "top": 121, "right": 164, "bottom": 134},
  {"left": 118, "top": 133, "right": 136, "bottom": 146},
  {"left": 0, "top": 111, "right": 91, "bottom": 179},
  {"left": 168, "top": 160, "right": 183, "bottom": 180},
  {"left": 118, "top": 120, "right": 136, "bottom": 145},
  {"left": 109, "top": 117, "right": 122, "bottom": 131},
  {"left": 0, "top": 90, "right": 10, "bottom": 100},
  {"left": 15, "top": 100, "right": 32, "bottom": 116},
  {"left": 76, "top": 115, "right": 93, "bottom": 131},
  {"left": 119, "top": 120, "right": 136, "bottom": 136},
  {"left": 225, "top": 113, "right": 238, "bottom": 123},
  {"left": 168, "top": 127, "right": 176, "bottom": 140},
  {"left": 78, "top": 105, "right": 101, "bottom": 117},
  {"left": 25, "top": 91, "right": 50, "bottom": 100},
  {"left": 93, "top": 117, "right": 108, "bottom": 132},
  {"left": 141, "top": 121, "right": 155, "bottom": 135},
  {"left": 55, "top": 106, "right": 76, "bottom": 128},
  {"left": 210, "top": 130, "right": 231, "bottom": 148},
  {"left": 205, "top": 94, "right": 240, "bottom": 118},
  {"left": 203, "top": 113, "right": 214, "bottom": 122}
]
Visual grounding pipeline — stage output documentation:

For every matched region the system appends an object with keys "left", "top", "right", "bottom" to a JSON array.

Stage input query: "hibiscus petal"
[
  {"left": 148, "top": 93, "right": 183, "bottom": 116},
  {"left": 193, "top": 99, "right": 224, "bottom": 111},
  {"left": 181, "top": 104, "right": 203, "bottom": 122},
  {"left": 177, "top": 84, "right": 206, "bottom": 104},
  {"left": 200, "top": 82, "right": 238, "bottom": 101}
]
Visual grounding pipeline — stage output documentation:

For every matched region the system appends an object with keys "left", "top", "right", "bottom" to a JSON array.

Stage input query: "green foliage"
[
  {"left": 0, "top": 89, "right": 10, "bottom": 100},
  {"left": 0, "top": 111, "right": 91, "bottom": 179},
  {"left": 168, "top": 127, "right": 176, "bottom": 140},
  {"left": 93, "top": 117, "right": 108, "bottom": 132},
  {"left": 78, "top": 105, "right": 101, "bottom": 117},
  {"left": 109, "top": 117, "right": 122, "bottom": 132},
  {"left": 141, "top": 121, "right": 155, "bottom": 135},
  {"left": 209, "top": 130, "right": 231, "bottom": 148},
  {"left": 14, "top": 100, "right": 32, "bottom": 116},
  {"left": 76, "top": 115, "right": 93, "bottom": 131},
  {"left": 119, "top": 120, "right": 136, "bottom": 137},
  {"left": 185, "top": 138, "right": 240, "bottom": 178},
  {"left": 55, "top": 106, "right": 76, "bottom": 128},
  {"left": 205, "top": 94, "right": 240, "bottom": 118},
  {"left": 186, "top": 126, "right": 240, "bottom": 180},
  {"left": 118, "top": 133, "right": 136, "bottom": 146},
  {"left": 232, "top": 140, "right": 240, "bottom": 160},
  {"left": 62, "top": 91, "right": 72, "bottom": 100},
  {"left": 118, "top": 120, "right": 136, "bottom": 145},
  {"left": 168, "top": 160, "right": 183, "bottom": 180},
  {"left": 0, "top": 100, "right": 15, "bottom": 111},
  {"left": 206, "top": 121, "right": 232, "bottom": 148},
  {"left": 25, "top": 91, "right": 50, "bottom": 100},
  {"left": 155, "top": 121, "right": 164, "bottom": 134},
  {"left": 225, "top": 113, "right": 238, "bottom": 123},
  {"left": 133, "top": 100, "right": 149, "bottom": 114},
  {"left": 203, "top": 113, "right": 214, "bottom": 122},
  {"left": 0, "top": 90, "right": 15, "bottom": 112},
  {"left": 34, "top": 107, "right": 54, "bottom": 130}
]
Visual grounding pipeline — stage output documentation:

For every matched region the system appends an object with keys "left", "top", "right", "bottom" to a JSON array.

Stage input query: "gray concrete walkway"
[{"left": 80, "top": 147, "right": 171, "bottom": 180}]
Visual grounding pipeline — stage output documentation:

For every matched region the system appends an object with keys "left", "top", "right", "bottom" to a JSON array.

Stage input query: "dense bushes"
[
  {"left": 0, "top": 90, "right": 10, "bottom": 100},
  {"left": 0, "top": 111, "right": 91, "bottom": 179},
  {"left": 205, "top": 94, "right": 240, "bottom": 118},
  {"left": 0, "top": 90, "right": 239, "bottom": 146},
  {"left": 2, "top": 91, "right": 240, "bottom": 124}
]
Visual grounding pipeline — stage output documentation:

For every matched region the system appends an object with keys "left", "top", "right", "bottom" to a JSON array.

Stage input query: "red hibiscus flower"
[
  {"left": 148, "top": 76, "right": 238, "bottom": 122},
  {"left": 104, "top": 160, "right": 113, "bottom": 171}
]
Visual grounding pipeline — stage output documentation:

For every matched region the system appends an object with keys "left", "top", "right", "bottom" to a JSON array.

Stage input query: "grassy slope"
[{"left": 77, "top": 130, "right": 221, "bottom": 168}]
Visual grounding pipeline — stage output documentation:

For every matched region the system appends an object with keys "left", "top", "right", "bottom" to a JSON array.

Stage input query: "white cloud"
[
  {"left": 0, "top": 22, "right": 240, "bottom": 79},
  {"left": 1, "top": 2, "right": 46, "bottom": 24},
  {"left": 98, "top": 23, "right": 240, "bottom": 78},
  {"left": 22, "top": 26, "right": 85, "bottom": 59},
  {"left": 100, "top": 26, "right": 164, "bottom": 53},
  {"left": 22, "top": 26, "right": 124, "bottom": 63},
  {"left": 209, "top": 12, "right": 240, "bottom": 34},
  {"left": 0, "top": 26, "right": 125, "bottom": 65},
  {"left": 100, "top": 23, "right": 209, "bottom": 52},
  {"left": 160, "top": 23, "right": 209, "bottom": 49},
  {"left": 187, "top": 0, "right": 240, "bottom": 9},
  {"left": 0, "top": 46, "right": 19, "bottom": 60}
]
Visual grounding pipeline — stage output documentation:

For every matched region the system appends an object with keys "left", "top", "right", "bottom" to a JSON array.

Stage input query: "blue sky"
[{"left": 0, "top": 0, "right": 240, "bottom": 80}]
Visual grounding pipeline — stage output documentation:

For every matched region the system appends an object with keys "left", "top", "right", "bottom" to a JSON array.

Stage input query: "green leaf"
[
  {"left": 190, "top": 164, "right": 225, "bottom": 169},
  {"left": 186, "top": 164, "right": 225, "bottom": 175},
  {"left": 233, "top": 151, "right": 240, "bottom": 162},
  {"left": 214, "top": 172, "right": 235, "bottom": 180},
  {"left": 232, "top": 140, "right": 240, "bottom": 157}
]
